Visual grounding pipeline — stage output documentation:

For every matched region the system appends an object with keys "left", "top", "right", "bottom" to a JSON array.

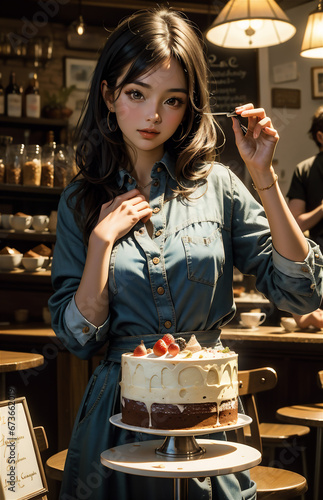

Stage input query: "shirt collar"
[{"left": 116, "top": 150, "right": 177, "bottom": 189}]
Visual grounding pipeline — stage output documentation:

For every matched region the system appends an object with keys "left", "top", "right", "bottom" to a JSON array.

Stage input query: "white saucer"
[
  {"left": 109, "top": 413, "right": 252, "bottom": 437},
  {"left": 239, "top": 321, "right": 259, "bottom": 330}
]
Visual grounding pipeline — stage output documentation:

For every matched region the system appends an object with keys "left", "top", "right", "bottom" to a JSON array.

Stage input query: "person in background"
[
  {"left": 287, "top": 106, "right": 323, "bottom": 330},
  {"left": 48, "top": 8, "right": 323, "bottom": 500}
]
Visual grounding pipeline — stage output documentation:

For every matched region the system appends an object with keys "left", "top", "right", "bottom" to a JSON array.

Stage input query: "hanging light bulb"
[
  {"left": 76, "top": 15, "right": 85, "bottom": 36},
  {"left": 70, "top": 0, "right": 86, "bottom": 37},
  {"left": 206, "top": 0, "right": 296, "bottom": 49},
  {"left": 300, "top": 0, "right": 323, "bottom": 58}
]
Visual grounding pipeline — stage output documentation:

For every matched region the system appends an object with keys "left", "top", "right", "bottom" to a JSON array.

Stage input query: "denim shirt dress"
[{"left": 49, "top": 151, "right": 323, "bottom": 500}]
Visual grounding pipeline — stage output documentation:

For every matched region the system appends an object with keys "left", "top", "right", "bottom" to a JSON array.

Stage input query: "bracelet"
[{"left": 252, "top": 173, "right": 278, "bottom": 192}]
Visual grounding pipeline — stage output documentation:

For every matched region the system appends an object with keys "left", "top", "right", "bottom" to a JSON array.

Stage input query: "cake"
[{"left": 120, "top": 334, "right": 238, "bottom": 430}]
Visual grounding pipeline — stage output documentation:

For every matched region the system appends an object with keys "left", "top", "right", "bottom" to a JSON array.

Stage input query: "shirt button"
[
  {"left": 128, "top": 178, "right": 133, "bottom": 184},
  {"left": 164, "top": 320, "right": 172, "bottom": 329},
  {"left": 153, "top": 181, "right": 159, "bottom": 187},
  {"left": 152, "top": 207, "right": 160, "bottom": 214},
  {"left": 157, "top": 167, "right": 163, "bottom": 173},
  {"left": 155, "top": 230, "right": 162, "bottom": 237},
  {"left": 310, "top": 283, "right": 316, "bottom": 289},
  {"left": 301, "top": 266, "right": 309, "bottom": 273},
  {"left": 315, "top": 253, "right": 320, "bottom": 259},
  {"left": 138, "top": 228, "right": 145, "bottom": 235},
  {"left": 157, "top": 286, "right": 165, "bottom": 295},
  {"left": 153, "top": 257, "right": 160, "bottom": 265},
  {"left": 82, "top": 326, "right": 90, "bottom": 334}
]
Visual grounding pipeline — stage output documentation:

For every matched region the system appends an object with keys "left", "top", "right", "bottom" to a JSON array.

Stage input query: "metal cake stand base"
[{"left": 100, "top": 414, "right": 261, "bottom": 500}]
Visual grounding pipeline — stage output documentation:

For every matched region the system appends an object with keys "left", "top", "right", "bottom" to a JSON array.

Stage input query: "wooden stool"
[
  {"left": 0, "top": 350, "right": 44, "bottom": 399},
  {"left": 238, "top": 367, "right": 308, "bottom": 499},
  {"left": 244, "top": 421, "right": 310, "bottom": 477},
  {"left": 276, "top": 403, "right": 323, "bottom": 500},
  {"left": 46, "top": 449, "right": 67, "bottom": 481}
]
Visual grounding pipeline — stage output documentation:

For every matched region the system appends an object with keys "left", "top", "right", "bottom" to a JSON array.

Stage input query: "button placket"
[{"left": 134, "top": 164, "right": 176, "bottom": 334}]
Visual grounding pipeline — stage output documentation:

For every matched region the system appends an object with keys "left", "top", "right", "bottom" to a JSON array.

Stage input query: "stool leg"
[
  {"left": 174, "top": 478, "right": 188, "bottom": 500},
  {"left": 313, "top": 428, "right": 322, "bottom": 500}
]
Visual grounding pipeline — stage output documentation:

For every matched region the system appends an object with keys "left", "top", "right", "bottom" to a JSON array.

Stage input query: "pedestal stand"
[{"left": 101, "top": 414, "right": 261, "bottom": 500}]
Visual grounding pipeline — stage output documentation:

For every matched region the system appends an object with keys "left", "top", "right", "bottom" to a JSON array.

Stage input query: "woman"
[{"left": 49, "top": 8, "right": 323, "bottom": 500}]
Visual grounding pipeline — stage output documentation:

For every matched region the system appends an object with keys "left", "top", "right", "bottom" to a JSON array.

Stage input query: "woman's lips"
[{"left": 138, "top": 129, "right": 160, "bottom": 139}]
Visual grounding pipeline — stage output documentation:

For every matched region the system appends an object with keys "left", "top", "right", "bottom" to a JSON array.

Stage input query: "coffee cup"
[
  {"left": 280, "top": 316, "right": 297, "bottom": 332},
  {"left": 32, "top": 215, "right": 49, "bottom": 232},
  {"left": 240, "top": 312, "right": 266, "bottom": 329}
]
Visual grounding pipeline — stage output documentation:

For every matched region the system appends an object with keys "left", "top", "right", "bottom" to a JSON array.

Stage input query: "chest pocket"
[{"left": 182, "top": 227, "right": 225, "bottom": 286}]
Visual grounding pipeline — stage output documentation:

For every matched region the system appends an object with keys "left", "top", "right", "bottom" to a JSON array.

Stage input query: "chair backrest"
[
  {"left": 237, "top": 367, "right": 278, "bottom": 454},
  {"left": 34, "top": 426, "right": 49, "bottom": 452},
  {"left": 317, "top": 370, "right": 323, "bottom": 390}
]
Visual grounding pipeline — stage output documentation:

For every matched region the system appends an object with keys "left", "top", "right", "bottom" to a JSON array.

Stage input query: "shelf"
[
  {"left": 0, "top": 183, "right": 62, "bottom": 196},
  {"left": 0, "top": 268, "right": 51, "bottom": 288},
  {"left": 0, "top": 229, "right": 56, "bottom": 243},
  {"left": 0, "top": 116, "right": 68, "bottom": 128}
]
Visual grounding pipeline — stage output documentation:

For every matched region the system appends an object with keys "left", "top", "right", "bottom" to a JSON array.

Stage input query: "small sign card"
[{"left": 0, "top": 397, "right": 48, "bottom": 500}]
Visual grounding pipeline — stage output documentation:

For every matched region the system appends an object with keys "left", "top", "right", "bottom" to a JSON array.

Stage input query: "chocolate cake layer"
[{"left": 122, "top": 397, "right": 238, "bottom": 430}]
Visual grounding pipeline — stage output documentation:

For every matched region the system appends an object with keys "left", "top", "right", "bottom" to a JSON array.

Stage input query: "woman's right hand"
[{"left": 91, "top": 189, "right": 152, "bottom": 243}]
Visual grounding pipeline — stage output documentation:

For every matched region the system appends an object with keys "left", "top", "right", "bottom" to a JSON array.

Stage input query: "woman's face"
[{"left": 102, "top": 57, "right": 188, "bottom": 163}]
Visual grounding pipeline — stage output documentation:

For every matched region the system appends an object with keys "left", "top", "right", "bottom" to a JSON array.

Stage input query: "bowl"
[
  {"left": 32, "top": 215, "right": 49, "bottom": 232},
  {"left": 2, "top": 214, "right": 13, "bottom": 229},
  {"left": 22, "top": 256, "right": 45, "bottom": 271},
  {"left": 10, "top": 215, "right": 33, "bottom": 231},
  {"left": 0, "top": 254, "right": 23, "bottom": 270}
]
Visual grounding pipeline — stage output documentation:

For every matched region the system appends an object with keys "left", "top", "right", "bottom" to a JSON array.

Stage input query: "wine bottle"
[
  {"left": 25, "top": 72, "right": 41, "bottom": 118},
  {"left": 0, "top": 73, "right": 4, "bottom": 116},
  {"left": 6, "top": 71, "right": 22, "bottom": 118}
]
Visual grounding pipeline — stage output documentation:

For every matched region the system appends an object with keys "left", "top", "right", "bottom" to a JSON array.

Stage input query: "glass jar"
[
  {"left": 41, "top": 145, "right": 55, "bottom": 187},
  {"left": 6, "top": 143, "right": 25, "bottom": 184},
  {"left": 23, "top": 145, "right": 42, "bottom": 186},
  {"left": 54, "top": 144, "right": 68, "bottom": 188}
]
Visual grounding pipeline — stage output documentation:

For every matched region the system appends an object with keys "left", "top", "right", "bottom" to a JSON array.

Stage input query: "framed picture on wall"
[
  {"left": 311, "top": 67, "right": 323, "bottom": 99},
  {"left": 65, "top": 57, "right": 97, "bottom": 91}
]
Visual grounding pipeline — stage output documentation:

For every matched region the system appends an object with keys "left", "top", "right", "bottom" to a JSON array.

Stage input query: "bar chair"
[
  {"left": 276, "top": 370, "right": 323, "bottom": 500},
  {"left": 236, "top": 367, "right": 308, "bottom": 499}
]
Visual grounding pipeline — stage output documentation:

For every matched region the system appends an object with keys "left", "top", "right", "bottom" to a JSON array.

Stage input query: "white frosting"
[{"left": 120, "top": 348, "right": 238, "bottom": 427}]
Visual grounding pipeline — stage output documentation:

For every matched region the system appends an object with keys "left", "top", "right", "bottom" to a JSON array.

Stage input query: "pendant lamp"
[
  {"left": 206, "top": 0, "right": 296, "bottom": 49},
  {"left": 300, "top": 0, "right": 323, "bottom": 58}
]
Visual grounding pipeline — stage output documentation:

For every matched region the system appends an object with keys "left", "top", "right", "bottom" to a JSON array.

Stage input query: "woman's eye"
[
  {"left": 125, "top": 90, "right": 144, "bottom": 101},
  {"left": 166, "top": 97, "right": 184, "bottom": 107}
]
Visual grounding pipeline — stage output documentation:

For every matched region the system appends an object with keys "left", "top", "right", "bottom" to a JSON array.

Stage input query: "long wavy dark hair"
[{"left": 71, "top": 7, "right": 218, "bottom": 244}]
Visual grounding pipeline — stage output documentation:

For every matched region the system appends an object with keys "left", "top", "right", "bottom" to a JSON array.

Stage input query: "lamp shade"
[
  {"left": 206, "top": 0, "right": 296, "bottom": 49},
  {"left": 300, "top": 2, "right": 323, "bottom": 58}
]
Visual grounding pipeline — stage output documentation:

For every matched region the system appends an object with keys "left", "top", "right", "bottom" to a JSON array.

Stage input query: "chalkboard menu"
[{"left": 206, "top": 42, "right": 259, "bottom": 180}]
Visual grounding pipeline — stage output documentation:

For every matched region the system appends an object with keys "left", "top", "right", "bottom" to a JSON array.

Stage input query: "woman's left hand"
[{"left": 232, "top": 103, "right": 279, "bottom": 174}]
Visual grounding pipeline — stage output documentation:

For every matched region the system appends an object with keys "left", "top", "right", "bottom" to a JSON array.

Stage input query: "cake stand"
[{"left": 100, "top": 414, "right": 261, "bottom": 500}]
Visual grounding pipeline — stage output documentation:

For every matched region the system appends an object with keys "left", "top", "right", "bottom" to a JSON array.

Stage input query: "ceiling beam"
[{"left": 64, "top": 0, "right": 220, "bottom": 16}]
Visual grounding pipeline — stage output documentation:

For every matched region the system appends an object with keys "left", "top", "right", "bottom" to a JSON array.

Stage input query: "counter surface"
[{"left": 222, "top": 325, "right": 323, "bottom": 344}]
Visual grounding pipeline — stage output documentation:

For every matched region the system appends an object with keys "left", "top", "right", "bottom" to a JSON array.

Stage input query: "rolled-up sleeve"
[
  {"left": 65, "top": 296, "right": 110, "bottom": 346},
  {"left": 231, "top": 172, "right": 323, "bottom": 315}
]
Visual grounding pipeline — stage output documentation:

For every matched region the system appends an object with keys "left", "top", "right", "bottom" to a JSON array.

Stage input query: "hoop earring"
[
  {"left": 107, "top": 109, "right": 118, "bottom": 133},
  {"left": 173, "top": 123, "right": 185, "bottom": 143}
]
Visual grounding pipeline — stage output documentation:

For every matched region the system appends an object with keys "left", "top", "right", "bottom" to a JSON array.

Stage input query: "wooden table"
[
  {"left": 276, "top": 403, "right": 323, "bottom": 500},
  {"left": 222, "top": 325, "right": 323, "bottom": 344},
  {"left": 0, "top": 349, "right": 44, "bottom": 399}
]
